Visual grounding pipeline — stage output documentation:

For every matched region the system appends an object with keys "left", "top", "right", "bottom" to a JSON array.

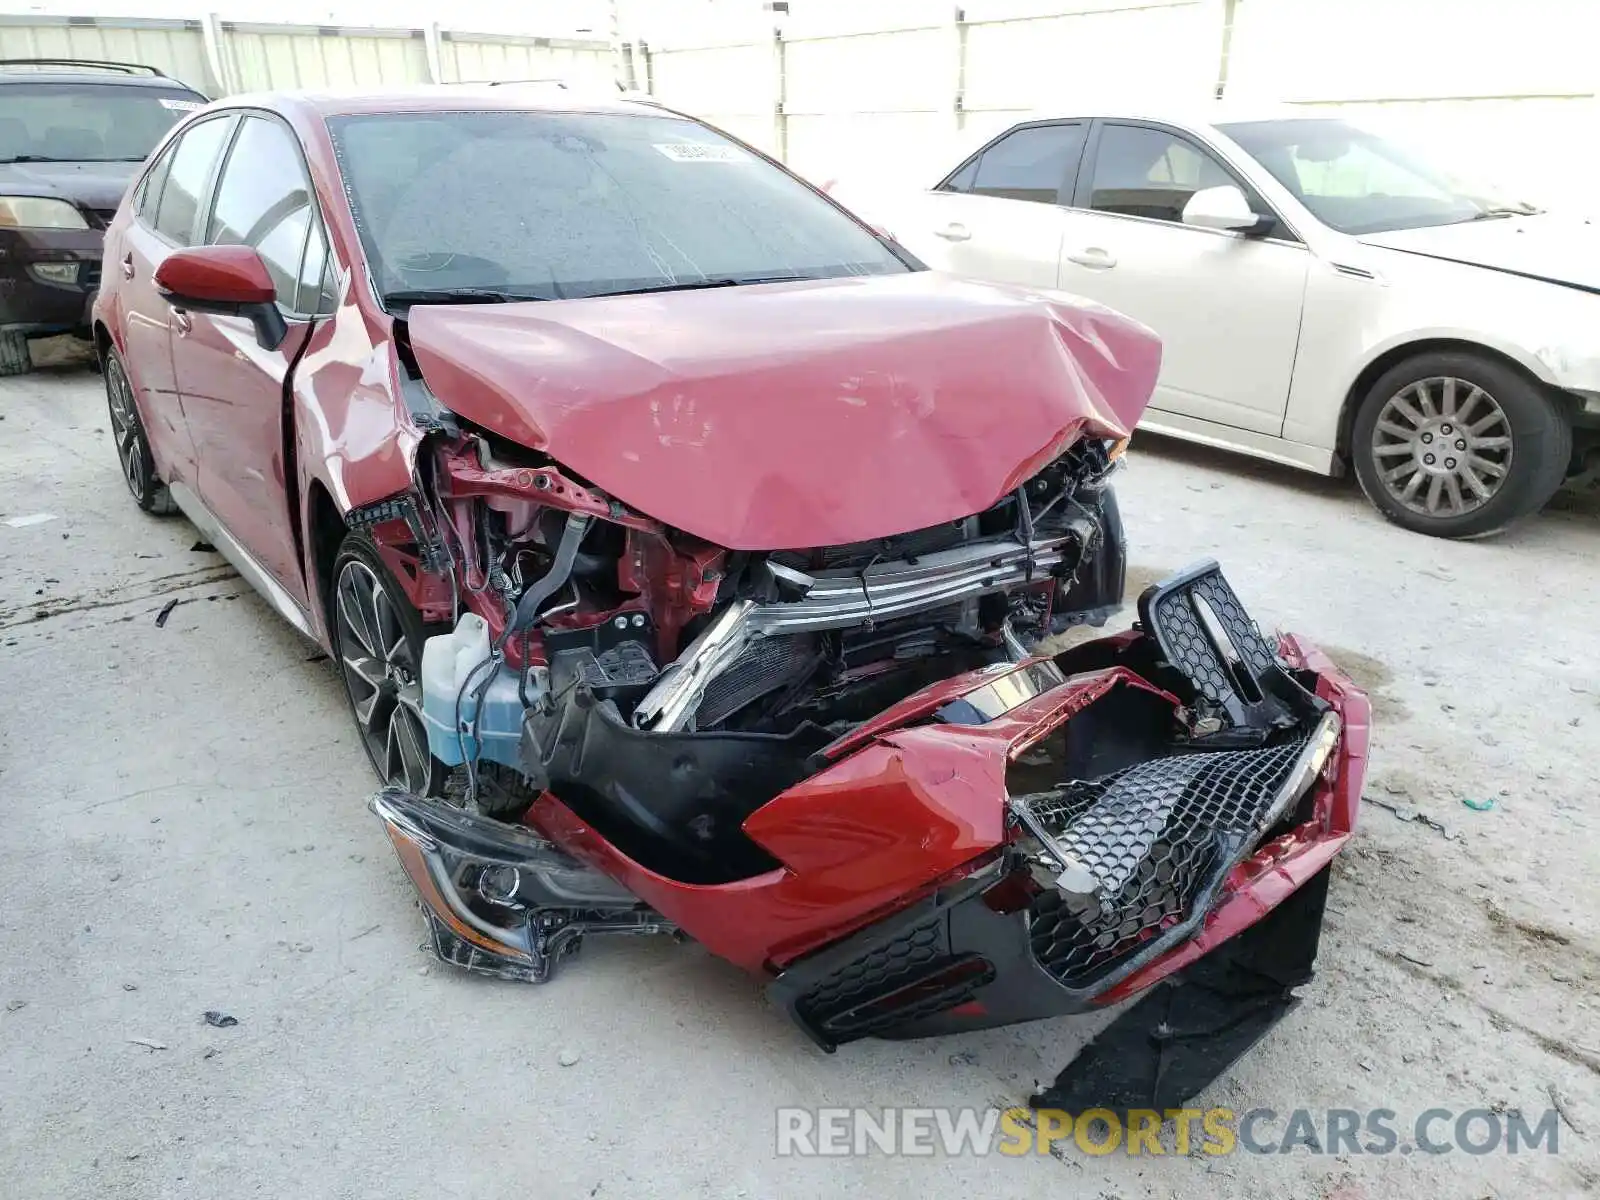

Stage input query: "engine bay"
[{"left": 355, "top": 422, "right": 1130, "bottom": 878}]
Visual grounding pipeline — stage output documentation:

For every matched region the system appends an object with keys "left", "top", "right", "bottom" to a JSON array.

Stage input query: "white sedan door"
[
  {"left": 1055, "top": 121, "right": 1311, "bottom": 436},
  {"left": 894, "top": 121, "right": 1089, "bottom": 291}
]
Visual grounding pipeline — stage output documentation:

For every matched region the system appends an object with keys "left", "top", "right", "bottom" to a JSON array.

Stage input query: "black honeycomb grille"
[
  {"left": 795, "top": 920, "right": 993, "bottom": 1040},
  {"left": 1147, "top": 572, "right": 1278, "bottom": 710},
  {"left": 1021, "top": 732, "right": 1308, "bottom": 990}
]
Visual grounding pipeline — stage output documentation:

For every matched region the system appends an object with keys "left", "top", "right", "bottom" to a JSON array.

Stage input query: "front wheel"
[
  {"left": 104, "top": 348, "right": 177, "bottom": 514},
  {"left": 331, "top": 534, "right": 447, "bottom": 796},
  {"left": 1351, "top": 352, "right": 1571, "bottom": 539},
  {"left": 0, "top": 330, "right": 29, "bottom": 377}
]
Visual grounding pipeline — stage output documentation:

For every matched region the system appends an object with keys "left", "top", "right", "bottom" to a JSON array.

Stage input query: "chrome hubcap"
[
  {"left": 335, "top": 560, "right": 433, "bottom": 792},
  {"left": 1371, "top": 376, "right": 1512, "bottom": 518},
  {"left": 105, "top": 359, "right": 145, "bottom": 498}
]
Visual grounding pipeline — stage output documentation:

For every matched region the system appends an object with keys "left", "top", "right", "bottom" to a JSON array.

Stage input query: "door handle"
[
  {"left": 120, "top": 253, "right": 134, "bottom": 280},
  {"left": 1066, "top": 247, "right": 1116, "bottom": 269},
  {"left": 934, "top": 222, "right": 971, "bottom": 242},
  {"left": 171, "top": 308, "right": 193, "bottom": 335}
]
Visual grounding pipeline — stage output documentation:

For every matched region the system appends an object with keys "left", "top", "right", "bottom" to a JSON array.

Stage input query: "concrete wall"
[
  {"left": 0, "top": 14, "right": 613, "bottom": 98},
  {"left": 5, "top": 4, "right": 1596, "bottom": 208},
  {"left": 642, "top": 0, "right": 1599, "bottom": 209}
]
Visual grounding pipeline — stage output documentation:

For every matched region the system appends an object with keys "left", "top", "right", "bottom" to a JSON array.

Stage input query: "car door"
[
  {"left": 170, "top": 113, "right": 330, "bottom": 603},
  {"left": 115, "top": 114, "right": 236, "bottom": 489},
  {"left": 901, "top": 121, "right": 1089, "bottom": 290},
  {"left": 1056, "top": 121, "right": 1311, "bottom": 436}
]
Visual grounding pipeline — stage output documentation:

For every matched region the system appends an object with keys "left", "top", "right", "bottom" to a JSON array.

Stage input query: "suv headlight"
[{"left": 0, "top": 197, "right": 90, "bottom": 230}]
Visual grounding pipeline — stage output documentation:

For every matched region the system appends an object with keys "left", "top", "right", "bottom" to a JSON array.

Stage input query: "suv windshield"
[
  {"left": 0, "top": 81, "right": 203, "bottom": 163},
  {"left": 1218, "top": 117, "right": 1536, "bottom": 235},
  {"left": 328, "top": 109, "right": 910, "bottom": 306}
]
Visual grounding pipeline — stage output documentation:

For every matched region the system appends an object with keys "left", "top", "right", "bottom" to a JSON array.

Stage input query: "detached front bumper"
[
  {"left": 370, "top": 561, "right": 1369, "bottom": 1068},
  {"left": 0, "top": 227, "right": 104, "bottom": 333},
  {"left": 766, "top": 562, "right": 1369, "bottom": 1050}
]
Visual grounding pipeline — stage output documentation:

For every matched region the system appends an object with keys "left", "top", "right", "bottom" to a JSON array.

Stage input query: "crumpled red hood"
[{"left": 407, "top": 271, "right": 1160, "bottom": 549}]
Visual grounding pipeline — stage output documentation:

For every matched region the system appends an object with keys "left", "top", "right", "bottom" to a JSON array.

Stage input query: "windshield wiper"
[
  {"left": 597, "top": 273, "right": 809, "bottom": 298},
  {"left": 1469, "top": 204, "right": 1543, "bottom": 220},
  {"left": 383, "top": 287, "right": 554, "bottom": 308}
]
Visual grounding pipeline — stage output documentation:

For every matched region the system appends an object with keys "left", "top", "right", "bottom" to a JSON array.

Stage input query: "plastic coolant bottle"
[{"left": 419, "top": 613, "right": 528, "bottom": 770}]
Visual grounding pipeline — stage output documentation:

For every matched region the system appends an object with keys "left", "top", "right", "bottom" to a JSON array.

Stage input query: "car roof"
[
  {"left": 982, "top": 103, "right": 1313, "bottom": 132},
  {"left": 0, "top": 62, "right": 204, "bottom": 92},
  {"left": 223, "top": 85, "right": 677, "bottom": 121}
]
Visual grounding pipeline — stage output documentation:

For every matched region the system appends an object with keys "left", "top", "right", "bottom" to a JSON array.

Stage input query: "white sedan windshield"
[{"left": 1218, "top": 118, "right": 1534, "bottom": 234}]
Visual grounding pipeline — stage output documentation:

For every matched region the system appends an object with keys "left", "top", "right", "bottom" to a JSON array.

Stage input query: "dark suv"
[{"left": 1, "top": 59, "right": 208, "bottom": 375}]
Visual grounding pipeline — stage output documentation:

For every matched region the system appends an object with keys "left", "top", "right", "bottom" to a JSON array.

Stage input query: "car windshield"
[
  {"left": 327, "top": 109, "right": 910, "bottom": 307},
  {"left": 0, "top": 81, "right": 203, "bottom": 163},
  {"left": 1217, "top": 117, "right": 1537, "bottom": 235}
]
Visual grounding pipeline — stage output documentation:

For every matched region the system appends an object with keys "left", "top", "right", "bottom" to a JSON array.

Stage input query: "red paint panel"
[
  {"left": 530, "top": 666, "right": 1181, "bottom": 973},
  {"left": 154, "top": 244, "right": 276, "bottom": 306},
  {"left": 406, "top": 271, "right": 1161, "bottom": 550}
]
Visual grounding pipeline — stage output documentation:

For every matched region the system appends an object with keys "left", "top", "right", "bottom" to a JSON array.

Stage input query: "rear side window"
[
  {"left": 135, "top": 147, "right": 174, "bottom": 223},
  {"left": 206, "top": 116, "right": 316, "bottom": 307},
  {"left": 154, "top": 116, "right": 232, "bottom": 245},
  {"left": 944, "top": 123, "right": 1086, "bottom": 204}
]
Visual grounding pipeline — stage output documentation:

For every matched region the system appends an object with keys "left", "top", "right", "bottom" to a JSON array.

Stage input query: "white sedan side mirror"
[{"left": 1182, "top": 185, "right": 1268, "bottom": 234}]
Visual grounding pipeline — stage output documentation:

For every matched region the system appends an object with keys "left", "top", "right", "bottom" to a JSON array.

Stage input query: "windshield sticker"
[
  {"left": 653, "top": 143, "right": 746, "bottom": 163},
  {"left": 158, "top": 98, "right": 204, "bottom": 112}
]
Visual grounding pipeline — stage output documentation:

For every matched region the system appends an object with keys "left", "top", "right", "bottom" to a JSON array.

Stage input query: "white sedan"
[{"left": 846, "top": 110, "right": 1600, "bottom": 538}]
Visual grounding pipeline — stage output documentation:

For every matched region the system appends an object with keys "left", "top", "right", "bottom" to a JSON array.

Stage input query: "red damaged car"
[{"left": 94, "top": 88, "right": 1368, "bottom": 1108}]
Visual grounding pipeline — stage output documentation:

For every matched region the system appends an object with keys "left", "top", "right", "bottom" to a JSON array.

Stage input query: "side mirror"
[
  {"left": 1181, "top": 185, "right": 1271, "bottom": 235},
  {"left": 154, "top": 245, "right": 288, "bottom": 350}
]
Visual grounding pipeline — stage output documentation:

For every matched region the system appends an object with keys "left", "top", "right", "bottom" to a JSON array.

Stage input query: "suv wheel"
[
  {"left": 0, "top": 330, "right": 30, "bottom": 377},
  {"left": 1351, "top": 351, "right": 1571, "bottom": 538}
]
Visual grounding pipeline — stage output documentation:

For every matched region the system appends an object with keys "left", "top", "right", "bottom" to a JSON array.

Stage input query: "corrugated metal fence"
[
  {"left": 4, "top": 3, "right": 1597, "bottom": 207},
  {"left": 0, "top": 14, "right": 613, "bottom": 96}
]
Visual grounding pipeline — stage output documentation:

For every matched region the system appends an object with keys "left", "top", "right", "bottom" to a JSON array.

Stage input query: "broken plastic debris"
[
  {"left": 2, "top": 512, "right": 58, "bottom": 528},
  {"left": 1461, "top": 796, "right": 1496, "bottom": 812},
  {"left": 154, "top": 599, "right": 180, "bottom": 628},
  {"left": 202, "top": 1011, "right": 238, "bottom": 1028}
]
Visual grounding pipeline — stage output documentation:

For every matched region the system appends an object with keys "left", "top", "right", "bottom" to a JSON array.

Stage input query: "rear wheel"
[
  {"left": 331, "top": 533, "right": 446, "bottom": 795},
  {"left": 104, "top": 348, "right": 177, "bottom": 514},
  {"left": 1351, "top": 351, "right": 1571, "bottom": 538},
  {"left": 0, "top": 330, "right": 30, "bottom": 377}
]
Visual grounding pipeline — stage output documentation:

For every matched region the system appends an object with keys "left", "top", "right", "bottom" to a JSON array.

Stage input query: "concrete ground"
[{"left": 2, "top": 354, "right": 1597, "bottom": 1200}]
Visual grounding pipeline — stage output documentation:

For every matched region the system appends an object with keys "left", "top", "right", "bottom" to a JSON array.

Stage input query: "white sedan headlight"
[{"left": 0, "top": 196, "right": 90, "bottom": 230}]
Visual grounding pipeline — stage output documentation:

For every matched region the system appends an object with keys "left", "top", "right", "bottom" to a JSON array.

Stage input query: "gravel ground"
[{"left": 2, "top": 354, "right": 1597, "bottom": 1199}]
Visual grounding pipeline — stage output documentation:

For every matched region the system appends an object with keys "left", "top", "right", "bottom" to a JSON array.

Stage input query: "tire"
[
  {"left": 0, "top": 330, "right": 30, "bottom": 377},
  {"left": 330, "top": 532, "right": 448, "bottom": 797},
  {"left": 103, "top": 347, "right": 178, "bottom": 514},
  {"left": 1351, "top": 351, "right": 1572, "bottom": 539}
]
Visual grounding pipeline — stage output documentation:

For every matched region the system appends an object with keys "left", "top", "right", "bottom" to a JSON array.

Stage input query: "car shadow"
[{"left": 1132, "top": 428, "right": 1599, "bottom": 539}]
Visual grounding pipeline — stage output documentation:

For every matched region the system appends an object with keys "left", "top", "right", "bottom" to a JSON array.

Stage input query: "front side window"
[
  {"left": 1219, "top": 118, "right": 1532, "bottom": 234},
  {"left": 154, "top": 116, "right": 233, "bottom": 246},
  {"left": 327, "top": 109, "right": 910, "bottom": 307},
  {"left": 0, "top": 81, "right": 205, "bottom": 164},
  {"left": 207, "top": 116, "right": 315, "bottom": 306},
  {"left": 1088, "top": 125, "right": 1237, "bottom": 224}
]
